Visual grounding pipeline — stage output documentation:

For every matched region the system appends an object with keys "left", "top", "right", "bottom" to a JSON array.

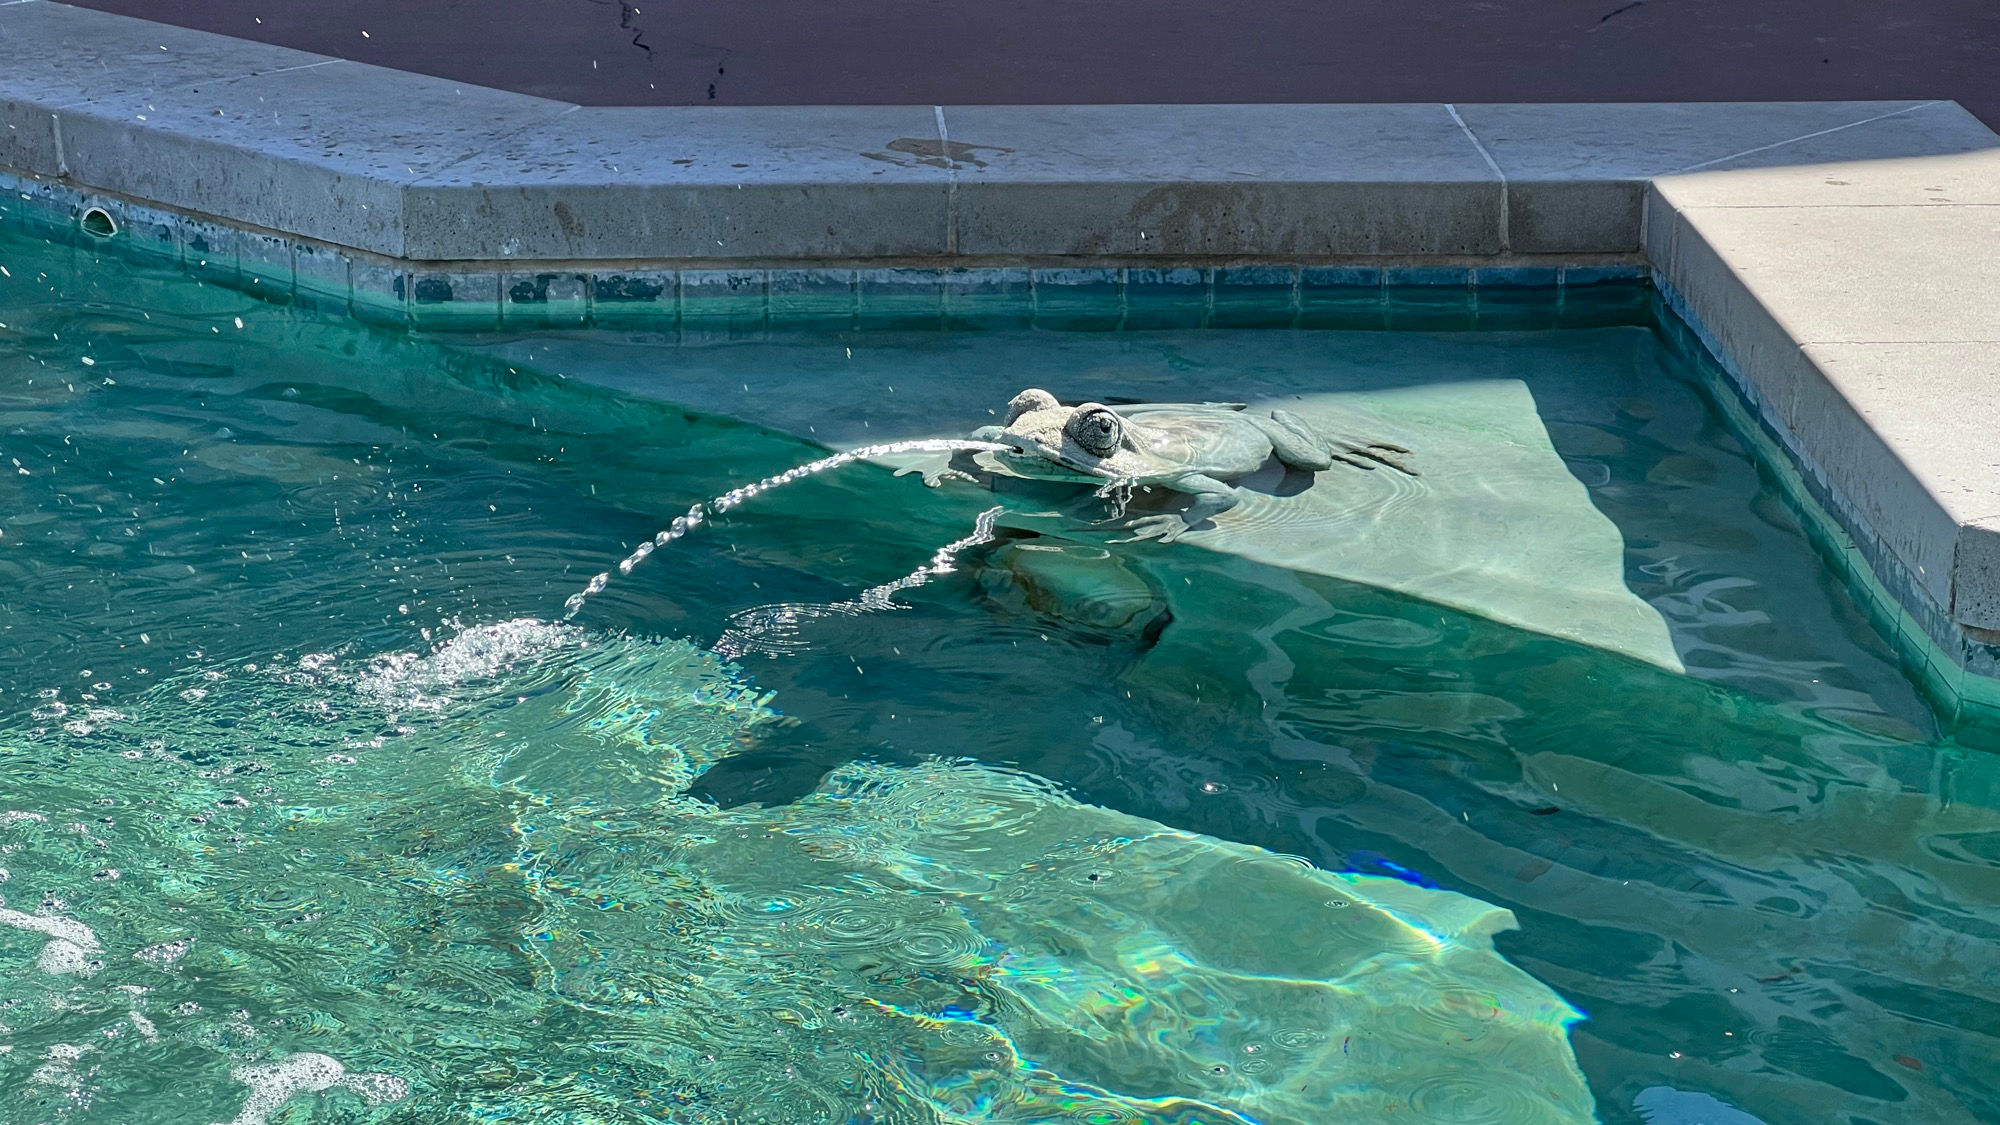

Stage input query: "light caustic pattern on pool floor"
[
  {"left": 0, "top": 621, "right": 1589, "bottom": 1123},
  {"left": 3, "top": 225, "right": 1999, "bottom": 1123}
]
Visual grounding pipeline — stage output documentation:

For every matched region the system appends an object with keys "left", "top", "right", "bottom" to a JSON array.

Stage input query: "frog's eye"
[
  {"left": 1006, "top": 388, "right": 1060, "bottom": 424},
  {"left": 1065, "top": 405, "right": 1122, "bottom": 457}
]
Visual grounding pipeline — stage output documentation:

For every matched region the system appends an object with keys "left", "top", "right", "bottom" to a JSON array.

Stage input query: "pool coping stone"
[{"left": 3, "top": 0, "right": 2000, "bottom": 734}]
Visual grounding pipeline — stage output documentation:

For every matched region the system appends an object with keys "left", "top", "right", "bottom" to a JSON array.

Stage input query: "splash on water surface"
[{"left": 355, "top": 616, "right": 586, "bottom": 716}]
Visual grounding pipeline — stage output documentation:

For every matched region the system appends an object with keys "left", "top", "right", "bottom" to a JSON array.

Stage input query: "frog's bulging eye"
[
  {"left": 1065, "top": 406, "right": 1122, "bottom": 457},
  {"left": 1006, "top": 388, "right": 1060, "bottom": 424}
]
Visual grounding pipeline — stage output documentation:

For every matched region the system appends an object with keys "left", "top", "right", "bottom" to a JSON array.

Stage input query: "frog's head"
[{"left": 990, "top": 388, "right": 1152, "bottom": 482}]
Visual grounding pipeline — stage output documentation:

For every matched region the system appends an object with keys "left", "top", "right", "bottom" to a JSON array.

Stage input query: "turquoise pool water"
[{"left": 1, "top": 227, "right": 1996, "bottom": 1124}]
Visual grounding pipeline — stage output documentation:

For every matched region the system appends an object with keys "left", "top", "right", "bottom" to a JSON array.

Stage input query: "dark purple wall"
[{"left": 65, "top": 0, "right": 2000, "bottom": 125}]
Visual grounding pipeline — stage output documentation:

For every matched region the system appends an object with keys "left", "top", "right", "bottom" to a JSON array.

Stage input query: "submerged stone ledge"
[{"left": 2, "top": 0, "right": 1998, "bottom": 732}]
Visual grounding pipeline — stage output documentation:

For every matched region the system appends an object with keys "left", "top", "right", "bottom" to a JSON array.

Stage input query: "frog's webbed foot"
[
  {"left": 894, "top": 454, "right": 978, "bottom": 488},
  {"left": 1114, "top": 477, "right": 1237, "bottom": 543},
  {"left": 1329, "top": 436, "right": 1419, "bottom": 476},
  {"left": 1116, "top": 514, "right": 1193, "bottom": 543}
]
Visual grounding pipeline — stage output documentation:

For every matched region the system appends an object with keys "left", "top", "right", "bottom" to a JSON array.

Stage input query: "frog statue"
[{"left": 904, "top": 388, "right": 1418, "bottom": 542}]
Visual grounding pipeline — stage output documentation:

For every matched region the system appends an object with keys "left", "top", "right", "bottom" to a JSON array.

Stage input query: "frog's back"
[{"left": 1120, "top": 406, "right": 1274, "bottom": 476}]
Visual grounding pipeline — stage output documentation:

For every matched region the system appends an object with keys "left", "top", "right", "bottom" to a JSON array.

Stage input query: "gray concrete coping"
[
  {"left": 3, "top": 1, "right": 1995, "bottom": 264},
  {"left": 2, "top": 0, "right": 1999, "bottom": 723}
]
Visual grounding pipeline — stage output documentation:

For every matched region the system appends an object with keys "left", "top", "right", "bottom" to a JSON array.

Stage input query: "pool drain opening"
[{"left": 80, "top": 207, "right": 119, "bottom": 238}]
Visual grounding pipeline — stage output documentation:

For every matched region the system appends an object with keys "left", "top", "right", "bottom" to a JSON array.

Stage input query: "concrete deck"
[{"left": 1, "top": 0, "right": 1997, "bottom": 727}]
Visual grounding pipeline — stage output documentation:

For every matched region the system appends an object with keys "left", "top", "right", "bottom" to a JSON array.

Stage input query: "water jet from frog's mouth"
[
  {"left": 562, "top": 438, "right": 1008, "bottom": 619},
  {"left": 717, "top": 504, "right": 1005, "bottom": 658}
]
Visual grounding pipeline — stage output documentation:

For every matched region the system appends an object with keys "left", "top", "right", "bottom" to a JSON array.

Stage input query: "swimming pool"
[{"left": 1, "top": 224, "right": 1995, "bottom": 1124}]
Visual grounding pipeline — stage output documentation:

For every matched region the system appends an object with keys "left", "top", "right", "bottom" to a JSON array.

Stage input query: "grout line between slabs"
[
  {"left": 257, "top": 58, "right": 345, "bottom": 78},
  {"left": 48, "top": 55, "right": 347, "bottom": 111},
  {"left": 1445, "top": 103, "right": 1508, "bottom": 253},
  {"left": 1670, "top": 100, "right": 1947, "bottom": 174},
  {"left": 934, "top": 104, "right": 958, "bottom": 256}
]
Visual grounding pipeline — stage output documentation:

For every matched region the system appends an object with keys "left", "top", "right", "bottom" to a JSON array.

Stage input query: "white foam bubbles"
[
  {"left": 134, "top": 937, "right": 192, "bottom": 968},
  {"left": 31, "top": 1042, "right": 90, "bottom": 1089},
  {"left": 215, "top": 1052, "right": 409, "bottom": 1125},
  {"left": 0, "top": 905, "right": 103, "bottom": 976},
  {"left": 355, "top": 617, "right": 583, "bottom": 715},
  {"left": 37, "top": 937, "right": 100, "bottom": 976}
]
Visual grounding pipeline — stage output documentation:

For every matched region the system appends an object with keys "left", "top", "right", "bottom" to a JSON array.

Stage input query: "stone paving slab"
[
  {"left": 1649, "top": 184, "right": 2000, "bottom": 670},
  {"left": 1794, "top": 343, "right": 2000, "bottom": 626},
  {"left": 55, "top": 62, "right": 577, "bottom": 255},
  {"left": 1455, "top": 101, "right": 1958, "bottom": 253},
  {"left": 0, "top": 0, "right": 326, "bottom": 108},
  {"left": 940, "top": 104, "right": 1501, "bottom": 257},
  {"left": 404, "top": 106, "right": 952, "bottom": 260},
  {"left": 1659, "top": 102, "right": 2000, "bottom": 209},
  {"left": 1660, "top": 201, "right": 2000, "bottom": 346}
]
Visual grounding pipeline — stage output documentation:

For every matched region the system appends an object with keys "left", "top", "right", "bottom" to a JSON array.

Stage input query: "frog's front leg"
[
  {"left": 893, "top": 425, "right": 1005, "bottom": 487},
  {"left": 1118, "top": 474, "right": 1240, "bottom": 543},
  {"left": 893, "top": 452, "right": 976, "bottom": 487}
]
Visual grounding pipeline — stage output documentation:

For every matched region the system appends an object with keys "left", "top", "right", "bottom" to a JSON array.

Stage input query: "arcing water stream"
[
  {"left": 717, "top": 504, "right": 1006, "bottom": 658},
  {"left": 560, "top": 438, "right": 1008, "bottom": 619}
]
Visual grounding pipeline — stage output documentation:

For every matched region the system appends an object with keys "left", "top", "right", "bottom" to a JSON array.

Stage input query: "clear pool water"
[{"left": 1, "top": 228, "right": 1996, "bottom": 1124}]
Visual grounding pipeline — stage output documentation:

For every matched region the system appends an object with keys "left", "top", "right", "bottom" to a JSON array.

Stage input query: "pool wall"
[{"left": 3, "top": 0, "right": 1998, "bottom": 739}]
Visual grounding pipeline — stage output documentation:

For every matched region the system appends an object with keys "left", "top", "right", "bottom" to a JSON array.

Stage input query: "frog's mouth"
[{"left": 983, "top": 435, "right": 1113, "bottom": 483}]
